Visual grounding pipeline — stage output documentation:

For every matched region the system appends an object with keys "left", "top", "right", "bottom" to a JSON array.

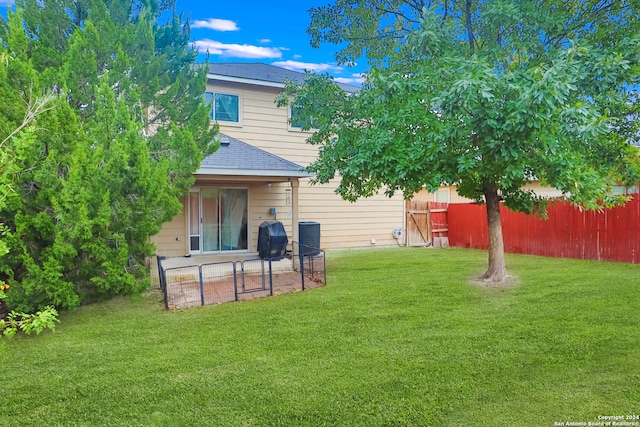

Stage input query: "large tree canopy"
[
  {"left": 281, "top": 0, "right": 640, "bottom": 283},
  {"left": 0, "top": 0, "right": 217, "bottom": 311}
]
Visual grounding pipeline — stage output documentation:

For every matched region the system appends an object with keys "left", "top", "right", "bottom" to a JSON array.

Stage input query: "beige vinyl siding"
[
  {"left": 413, "top": 183, "right": 565, "bottom": 204},
  {"left": 523, "top": 182, "right": 565, "bottom": 198},
  {"left": 209, "top": 81, "right": 406, "bottom": 249},
  {"left": 412, "top": 186, "right": 473, "bottom": 204},
  {"left": 208, "top": 82, "right": 320, "bottom": 166},
  {"left": 150, "top": 196, "right": 188, "bottom": 257},
  {"left": 298, "top": 183, "right": 404, "bottom": 248},
  {"left": 248, "top": 182, "right": 295, "bottom": 251}
]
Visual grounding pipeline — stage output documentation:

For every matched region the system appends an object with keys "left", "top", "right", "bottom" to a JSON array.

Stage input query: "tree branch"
[
  {"left": 546, "top": 0, "right": 616, "bottom": 49},
  {"left": 374, "top": 5, "right": 421, "bottom": 26},
  {"left": 1, "top": 89, "right": 57, "bottom": 149}
]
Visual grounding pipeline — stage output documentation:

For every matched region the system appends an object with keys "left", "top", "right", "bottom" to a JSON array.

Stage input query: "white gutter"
[
  {"left": 195, "top": 167, "right": 313, "bottom": 178},
  {"left": 206, "top": 73, "right": 287, "bottom": 89}
]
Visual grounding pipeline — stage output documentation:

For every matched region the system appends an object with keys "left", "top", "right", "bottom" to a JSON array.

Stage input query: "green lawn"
[{"left": 2, "top": 247, "right": 639, "bottom": 426}]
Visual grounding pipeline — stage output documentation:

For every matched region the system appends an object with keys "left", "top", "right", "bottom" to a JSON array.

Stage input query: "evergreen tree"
[{"left": 0, "top": 1, "right": 217, "bottom": 311}]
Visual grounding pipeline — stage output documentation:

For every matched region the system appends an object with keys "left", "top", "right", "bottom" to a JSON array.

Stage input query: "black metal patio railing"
[{"left": 156, "top": 241, "right": 326, "bottom": 309}]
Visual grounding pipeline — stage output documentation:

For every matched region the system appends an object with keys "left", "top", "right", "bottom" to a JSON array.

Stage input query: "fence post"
[
  {"left": 300, "top": 251, "right": 306, "bottom": 291},
  {"left": 241, "top": 261, "right": 246, "bottom": 292},
  {"left": 156, "top": 256, "right": 166, "bottom": 291},
  {"left": 157, "top": 256, "right": 169, "bottom": 309},
  {"left": 268, "top": 258, "right": 274, "bottom": 296},
  {"left": 322, "top": 250, "right": 326, "bottom": 286},
  {"left": 198, "top": 265, "right": 205, "bottom": 306},
  {"left": 233, "top": 262, "right": 238, "bottom": 302}
]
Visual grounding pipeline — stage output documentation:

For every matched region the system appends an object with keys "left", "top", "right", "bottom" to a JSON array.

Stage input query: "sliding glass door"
[
  {"left": 202, "top": 188, "right": 220, "bottom": 251},
  {"left": 189, "top": 188, "right": 248, "bottom": 254}
]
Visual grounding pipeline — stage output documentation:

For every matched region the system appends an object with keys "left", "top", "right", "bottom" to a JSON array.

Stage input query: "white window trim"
[
  {"left": 207, "top": 91, "right": 242, "bottom": 127},
  {"left": 188, "top": 185, "right": 250, "bottom": 254},
  {"left": 288, "top": 105, "right": 317, "bottom": 133}
]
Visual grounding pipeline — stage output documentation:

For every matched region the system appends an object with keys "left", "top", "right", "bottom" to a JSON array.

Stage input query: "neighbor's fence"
[
  {"left": 448, "top": 194, "right": 640, "bottom": 263},
  {"left": 157, "top": 242, "right": 326, "bottom": 309}
]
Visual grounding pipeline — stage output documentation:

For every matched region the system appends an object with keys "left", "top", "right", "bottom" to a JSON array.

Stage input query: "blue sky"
[
  {"left": 0, "top": 0, "right": 364, "bottom": 85},
  {"left": 181, "top": 0, "right": 365, "bottom": 85}
]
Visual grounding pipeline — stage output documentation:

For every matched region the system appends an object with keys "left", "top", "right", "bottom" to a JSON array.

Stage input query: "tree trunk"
[
  {"left": 465, "top": 0, "right": 475, "bottom": 54},
  {"left": 480, "top": 182, "right": 508, "bottom": 283}
]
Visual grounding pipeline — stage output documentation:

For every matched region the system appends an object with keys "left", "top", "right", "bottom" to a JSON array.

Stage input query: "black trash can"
[
  {"left": 298, "top": 221, "right": 320, "bottom": 256},
  {"left": 257, "top": 221, "right": 288, "bottom": 260}
]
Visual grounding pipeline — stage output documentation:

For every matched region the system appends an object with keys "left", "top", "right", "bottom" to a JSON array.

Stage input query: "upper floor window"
[
  {"left": 205, "top": 92, "right": 239, "bottom": 123},
  {"left": 289, "top": 106, "right": 315, "bottom": 130}
]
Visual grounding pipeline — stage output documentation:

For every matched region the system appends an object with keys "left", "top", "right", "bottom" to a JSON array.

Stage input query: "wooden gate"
[{"left": 405, "top": 200, "right": 449, "bottom": 248}]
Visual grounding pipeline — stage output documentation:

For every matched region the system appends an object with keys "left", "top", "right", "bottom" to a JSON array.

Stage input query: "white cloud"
[
  {"left": 258, "top": 39, "right": 271, "bottom": 44},
  {"left": 191, "top": 18, "right": 239, "bottom": 32},
  {"left": 334, "top": 73, "right": 367, "bottom": 85},
  {"left": 192, "top": 39, "right": 282, "bottom": 59},
  {"left": 271, "top": 60, "right": 343, "bottom": 73}
]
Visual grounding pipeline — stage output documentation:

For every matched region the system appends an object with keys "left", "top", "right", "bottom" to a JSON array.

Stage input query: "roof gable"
[{"left": 208, "top": 62, "right": 359, "bottom": 93}]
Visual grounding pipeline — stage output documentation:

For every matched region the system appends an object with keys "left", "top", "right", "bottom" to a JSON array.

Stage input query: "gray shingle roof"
[
  {"left": 196, "top": 134, "right": 312, "bottom": 178},
  {"left": 208, "top": 62, "right": 359, "bottom": 93}
]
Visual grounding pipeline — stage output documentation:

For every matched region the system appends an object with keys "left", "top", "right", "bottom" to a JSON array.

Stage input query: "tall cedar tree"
[
  {"left": 279, "top": 0, "right": 640, "bottom": 283},
  {"left": 0, "top": 0, "right": 217, "bottom": 311}
]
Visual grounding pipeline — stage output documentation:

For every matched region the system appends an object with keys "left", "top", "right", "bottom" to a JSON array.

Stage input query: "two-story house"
[{"left": 151, "top": 63, "right": 406, "bottom": 261}]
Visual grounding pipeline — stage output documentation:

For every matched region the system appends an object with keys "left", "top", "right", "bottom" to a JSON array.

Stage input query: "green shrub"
[{"left": 0, "top": 305, "right": 59, "bottom": 339}]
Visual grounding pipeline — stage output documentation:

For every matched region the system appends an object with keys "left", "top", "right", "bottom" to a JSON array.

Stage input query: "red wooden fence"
[{"left": 447, "top": 195, "right": 640, "bottom": 263}]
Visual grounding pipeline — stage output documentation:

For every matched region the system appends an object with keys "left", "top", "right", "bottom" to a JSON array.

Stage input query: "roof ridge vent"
[{"left": 219, "top": 136, "right": 230, "bottom": 146}]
